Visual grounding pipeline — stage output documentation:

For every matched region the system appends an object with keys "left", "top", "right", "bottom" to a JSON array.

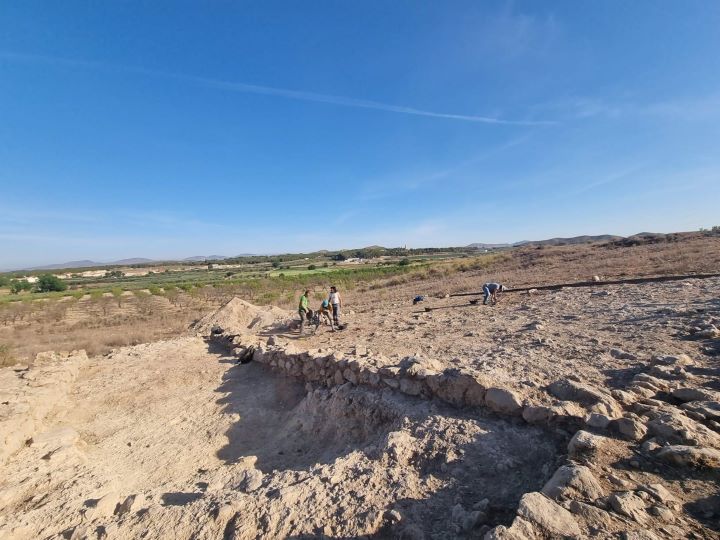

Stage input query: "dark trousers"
[{"left": 331, "top": 303, "right": 340, "bottom": 326}]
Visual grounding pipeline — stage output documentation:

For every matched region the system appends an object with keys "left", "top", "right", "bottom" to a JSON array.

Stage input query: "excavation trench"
[{"left": 214, "top": 345, "right": 567, "bottom": 537}]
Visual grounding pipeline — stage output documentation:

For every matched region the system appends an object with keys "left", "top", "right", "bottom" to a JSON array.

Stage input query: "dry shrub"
[{"left": 0, "top": 344, "right": 17, "bottom": 367}]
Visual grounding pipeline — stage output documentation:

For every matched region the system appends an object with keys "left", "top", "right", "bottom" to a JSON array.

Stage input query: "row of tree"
[{"left": 0, "top": 274, "right": 67, "bottom": 294}]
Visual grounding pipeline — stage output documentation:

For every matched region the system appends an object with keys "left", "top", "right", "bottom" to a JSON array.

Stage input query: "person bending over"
[{"left": 483, "top": 283, "right": 505, "bottom": 305}]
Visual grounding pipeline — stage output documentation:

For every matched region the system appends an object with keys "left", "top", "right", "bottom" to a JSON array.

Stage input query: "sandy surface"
[{"left": 1, "top": 274, "right": 719, "bottom": 539}]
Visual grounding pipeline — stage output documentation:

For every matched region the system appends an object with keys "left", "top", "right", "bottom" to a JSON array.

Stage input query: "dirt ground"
[
  {"left": 294, "top": 276, "right": 720, "bottom": 394},
  {"left": 1, "top": 236, "right": 719, "bottom": 539}
]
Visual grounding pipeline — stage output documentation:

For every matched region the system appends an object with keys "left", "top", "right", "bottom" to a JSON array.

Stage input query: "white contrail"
[{"left": 1, "top": 51, "right": 555, "bottom": 126}]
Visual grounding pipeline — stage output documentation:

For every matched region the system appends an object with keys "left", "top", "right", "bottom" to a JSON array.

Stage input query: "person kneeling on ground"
[
  {"left": 319, "top": 299, "right": 335, "bottom": 331},
  {"left": 298, "top": 289, "right": 310, "bottom": 335},
  {"left": 328, "top": 286, "right": 342, "bottom": 328},
  {"left": 483, "top": 283, "right": 505, "bottom": 305}
]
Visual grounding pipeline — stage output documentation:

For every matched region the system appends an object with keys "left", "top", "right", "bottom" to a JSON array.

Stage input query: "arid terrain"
[{"left": 1, "top": 235, "right": 720, "bottom": 539}]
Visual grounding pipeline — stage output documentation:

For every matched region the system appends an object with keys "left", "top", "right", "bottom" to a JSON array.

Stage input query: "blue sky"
[{"left": 2, "top": 1, "right": 719, "bottom": 269}]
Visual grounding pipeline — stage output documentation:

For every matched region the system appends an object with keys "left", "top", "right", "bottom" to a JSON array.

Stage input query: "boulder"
[
  {"left": 399, "top": 378, "right": 423, "bottom": 396},
  {"left": 681, "top": 400, "right": 720, "bottom": 421},
  {"left": 646, "top": 410, "right": 720, "bottom": 448},
  {"left": 613, "top": 417, "right": 648, "bottom": 441},
  {"left": 236, "top": 469, "right": 263, "bottom": 492},
  {"left": 609, "top": 492, "right": 648, "bottom": 524},
  {"left": 610, "top": 348, "right": 637, "bottom": 360},
  {"left": 485, "top": 387, "right": 523, "bottom": 416},
  {"left": 522, "top": 402, "right": 585, "bottom": 426},
  {"left": 656, "top": 445, "right": 720, "bottom": 468},
  {"left": 672, "top": 387, "right": 718, "bottom": 403},
  {"left": 426, "top": 369, "right": 484, "bottom": 407},
  {"left": 568, "top": 430, "right": 610, "bottom": 459},
  {"left": 586, "top": 413, "right": 611, "bottom": 429},
  {"left": 652, "top": 354, "right": 693, "bottom": 367},
  {"left": 568, "top": 500, "right": 619, "bottom": 530},
  {"left": 541, "top": 465, "right": 604, "bottom": 501},
  {"left": 342, "top": 368, "right": 358, "bottom": 385},
  {"left": 515, "top": 492, "right": 581, "bottom": 538},
  {"left": 548, "top": 379, "right": 621, "bottom": 417},
  {"left": 637, "top": 484, "right": 677, "bottom": 506}
]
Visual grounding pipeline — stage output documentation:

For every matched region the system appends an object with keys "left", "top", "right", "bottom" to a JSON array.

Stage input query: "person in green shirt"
[{"left": 298, "top": 289, "right": 310, "bottom": 335}]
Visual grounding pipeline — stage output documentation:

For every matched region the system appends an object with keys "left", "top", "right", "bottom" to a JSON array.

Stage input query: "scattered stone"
[
  {"left": 542, "top": 464, "right": 604, "bottom": 501},
  {"left": 652, "top": 354, "right": 693, "bottom": 367},
  {"left": 611, "top": 348, "right": 637, "bottom": 360},
  {"left": 609, "top": 492, "right": 648, "bottom": 524},
  {"left": 648, "top": 505, "right": 675, "bottom": 523},
  {"left": 613, "top": 417, "right": 648, "bottom": 441},
  {"left": 236, "top": 469, "right": 264, "bottom": 492},
  {"left": 607, "top": 474, "right": 633, "bottom": 489},
  {"left": 638, "top": 483, "right": 677, "bottom": 505},
  {"left": 586, "top": 413, "right": 611, "bottom": 429},
  {"left": 568, "top": 500, "right": 618, "bottom": 529},
  {"left": 568, "top": 430, "right": 609, "bottom": 459},
  {"left": 548, "top": 379, "right": 621, "bottom": 417},
  {"left": 515, "top": 492, "right": 582, "bottom": 537}
]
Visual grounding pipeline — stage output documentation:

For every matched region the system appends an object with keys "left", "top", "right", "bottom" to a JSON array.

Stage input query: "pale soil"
[{"left": 0, "top": 338, "right": 563, "bottom": 539}]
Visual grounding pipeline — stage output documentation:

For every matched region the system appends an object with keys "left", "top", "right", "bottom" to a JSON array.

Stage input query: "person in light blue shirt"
[{"left": 483, "top": 283, "right": 505, "bottom": 305}]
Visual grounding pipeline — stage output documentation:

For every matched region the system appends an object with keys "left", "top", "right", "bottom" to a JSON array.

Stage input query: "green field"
[{"left": 0, "top": 247, "right": 506, "bottom": 305}]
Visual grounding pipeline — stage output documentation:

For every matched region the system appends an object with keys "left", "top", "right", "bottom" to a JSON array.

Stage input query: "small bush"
[
  {"left": 111, "top": 287, "right": 124, "bottom": 307},
  {"left": 10, "top": 280, "right": 33, "bottom": 294},
  {"left": 89, "top": 290, "right": 104, "bottom": 300},
  {"left": 36, "top": 274, "right": 67, "bottom": 292},
  {"left": 398, "top": 258, "right": 411, "bottom": 266},
  {"left": 308, "top": 264, "right": 317, "bottom": 270}
]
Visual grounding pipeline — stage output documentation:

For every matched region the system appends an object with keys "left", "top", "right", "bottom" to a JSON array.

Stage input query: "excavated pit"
[{"left": 214, "top": 355, "right": 567, "bottom": 537}]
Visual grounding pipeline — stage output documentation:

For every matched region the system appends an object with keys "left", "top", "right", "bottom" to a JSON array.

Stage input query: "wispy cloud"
[
  {"left": 0, "top": 51, "right": 555, "bottom": 126},
  {"left": 537, "top": 93, "right": 720, "bottom": 122},
  {"left": 359, "top": 135, "right": 531, "bottom": 200},
  {"left": 571, "top": 163, "right": 648, "bottom": 195}
]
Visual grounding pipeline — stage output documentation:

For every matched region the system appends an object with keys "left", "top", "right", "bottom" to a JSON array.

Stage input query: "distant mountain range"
[
  {"left": 513, "top": 234, "right": 623, "bottom": 246},
  {"left": 466, "top": 234, "right": 622, "bottom": 249},
  {"left": 24, "top": 255, "right": 231, "bottom": 271},
  {"left": 466, "top": 242, "right": 512, "bottom": 249},
  {"left": 4, "top": 232, "right": 678, "bottom": 272},
  {"left": 181, "top": 255, "right": 229, "bottom": 262},
  {"left": 26, "top": 258, "right": 156, "bottom": 270}
]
